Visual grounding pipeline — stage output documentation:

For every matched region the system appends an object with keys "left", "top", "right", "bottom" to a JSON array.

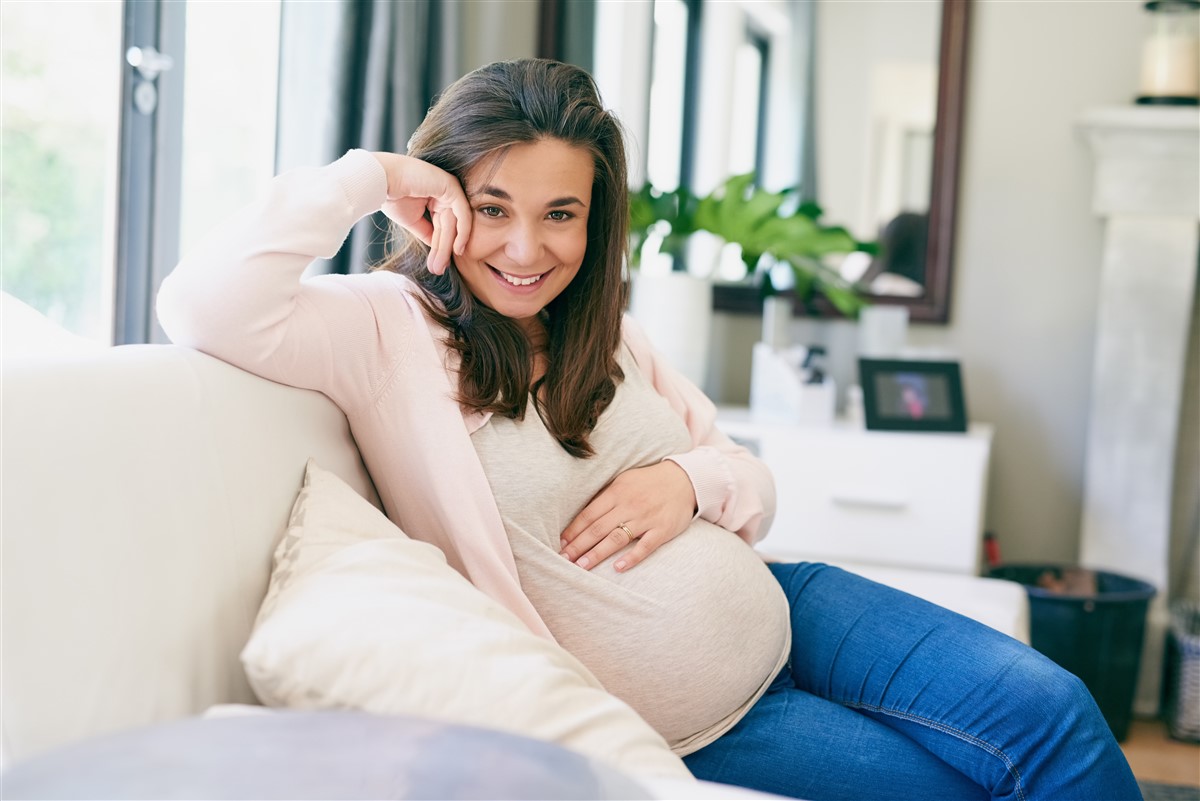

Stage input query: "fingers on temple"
[
  {"left": 451, "top": 195, "right": 472, "bottom": 255},
  {"left": 427, "top": 210, "right": 457, "bottom": 274}
]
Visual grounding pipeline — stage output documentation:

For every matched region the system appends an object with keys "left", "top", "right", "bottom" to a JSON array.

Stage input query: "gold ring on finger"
[{"left": 616, "top": 523, "right": 635, "bottom": 543}]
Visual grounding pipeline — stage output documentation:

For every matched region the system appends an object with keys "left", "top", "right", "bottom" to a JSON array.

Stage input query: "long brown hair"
[{"left": 374, "top": 59, "right": 629, "bottom": 458}]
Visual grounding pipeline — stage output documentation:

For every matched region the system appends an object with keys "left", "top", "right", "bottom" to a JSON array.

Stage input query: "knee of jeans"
[{"left": 1024, "top": 657, "right": 1102, "bottom": 732}]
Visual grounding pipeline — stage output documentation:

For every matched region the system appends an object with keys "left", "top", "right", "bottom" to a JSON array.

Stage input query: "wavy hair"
[{"left": 373, "top": 59, "right": 629, "bottom": 458}]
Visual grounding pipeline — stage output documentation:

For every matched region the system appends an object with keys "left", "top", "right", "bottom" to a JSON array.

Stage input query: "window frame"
[
  {"left": 744, "top": 21, "right": 770, "bottom": 184},
  {"left": 676, "top": 0, "right": 702, "bottom": 191},
  {"left": 114, "top": 0, "right": 186, "bottom": 345}
]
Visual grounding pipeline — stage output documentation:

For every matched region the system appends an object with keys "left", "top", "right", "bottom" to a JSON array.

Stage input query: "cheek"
[
  {"left": 556, "top": 228, "right": 589, "bottom": 265},
  {"left": 463, "top": 228, "right": 500, "bottom": 262}
]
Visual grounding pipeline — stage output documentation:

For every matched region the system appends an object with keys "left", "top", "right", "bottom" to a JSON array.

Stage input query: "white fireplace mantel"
[{"left": 1077, "top": 106, "right": 1199, "bottom": 717}]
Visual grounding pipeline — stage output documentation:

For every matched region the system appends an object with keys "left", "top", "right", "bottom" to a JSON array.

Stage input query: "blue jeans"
[{"left": 683, "top": 563, "right": 1142, "bottom": 801}]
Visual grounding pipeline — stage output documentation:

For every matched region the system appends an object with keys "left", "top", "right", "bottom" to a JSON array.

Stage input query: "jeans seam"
[{"left": 844, "top": 701, "right": 1027, "bottom": 801}]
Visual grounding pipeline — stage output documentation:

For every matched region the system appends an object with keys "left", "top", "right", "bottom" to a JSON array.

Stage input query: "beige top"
[{"left": 471, "top": 347, "right": 791, "bottom": 755}]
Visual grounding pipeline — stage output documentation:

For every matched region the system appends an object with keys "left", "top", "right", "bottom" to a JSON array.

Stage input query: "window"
[
  {"left": 728, "top": 26, "right": 769, "bottom": 181},
  {"left": 2, "top": 1, "right": 124, "bottom": 343},
  {"left": 645, "top": 0, "right": 701, "bottom": 192},
  {"left": 646, "top": 0, "right": 688, "bottom": 191},
  {"left": 1, "top": 0, "right": 280, "bottom": 346},
  {"left": 178, "top": 1, "right": 280, "bottom": 255}
]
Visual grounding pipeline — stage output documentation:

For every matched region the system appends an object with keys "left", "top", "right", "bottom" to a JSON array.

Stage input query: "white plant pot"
[{"left": 628, "top": 270, "right": 713, "bottom": 390}]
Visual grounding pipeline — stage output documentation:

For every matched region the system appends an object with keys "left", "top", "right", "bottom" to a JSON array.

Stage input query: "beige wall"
[{"left": 926, "top": 0, "right": 1144, "bottom": 566}]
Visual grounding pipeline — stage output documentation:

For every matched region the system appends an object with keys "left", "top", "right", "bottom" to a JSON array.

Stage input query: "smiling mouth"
[{"left": 491, "top": 266, "right": 549, "bottom": 287}]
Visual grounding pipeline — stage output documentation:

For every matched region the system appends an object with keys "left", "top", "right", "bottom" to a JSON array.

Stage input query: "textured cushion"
[{"left": 240, "top": 460, "right": 691, "bottom": 780}]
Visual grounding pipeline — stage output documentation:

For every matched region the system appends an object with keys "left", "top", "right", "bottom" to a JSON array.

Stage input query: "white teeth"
[{"left": 498, "top": 270, "right": 545, "bottom": 287}]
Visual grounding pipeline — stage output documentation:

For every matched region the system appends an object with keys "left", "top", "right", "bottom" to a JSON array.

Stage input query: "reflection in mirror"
[{"left": 817, "top": 0, "right": 940, "bottom": 300}]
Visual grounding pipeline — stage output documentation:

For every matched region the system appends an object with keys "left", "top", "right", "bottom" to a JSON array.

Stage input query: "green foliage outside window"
[{"left": 1, "top": 2, "right": 119, "bottom": 341}]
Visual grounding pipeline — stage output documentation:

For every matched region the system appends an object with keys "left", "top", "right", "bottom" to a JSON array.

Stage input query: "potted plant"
[{"left": 629, "top": 173, "right": 878, "bottom": 318}]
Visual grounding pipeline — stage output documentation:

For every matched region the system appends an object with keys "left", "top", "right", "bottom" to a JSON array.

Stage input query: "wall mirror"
[{"left": 548, "top": 0, "right": 970, "bottom": 324}]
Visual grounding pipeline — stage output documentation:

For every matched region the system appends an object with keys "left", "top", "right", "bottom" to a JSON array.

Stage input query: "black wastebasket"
[{"left": 988, "top": 564, "right": 1156, "bottom": 742}]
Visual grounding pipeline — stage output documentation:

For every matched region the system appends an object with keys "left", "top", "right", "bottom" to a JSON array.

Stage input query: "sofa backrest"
[{"left": 2, "top": 345, "right": 378, "bottom": 764}]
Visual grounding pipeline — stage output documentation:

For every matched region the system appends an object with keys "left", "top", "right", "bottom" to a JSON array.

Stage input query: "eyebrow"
[{"left": 470, "top": 185, "right": 587, "bottom": 208}]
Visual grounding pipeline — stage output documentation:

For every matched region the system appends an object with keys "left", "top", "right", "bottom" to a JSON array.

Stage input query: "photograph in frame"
[{"left": 858, "top": 358, "right": 968, "bottom": 433}]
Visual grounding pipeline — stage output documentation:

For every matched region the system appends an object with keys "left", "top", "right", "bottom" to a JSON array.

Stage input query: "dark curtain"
[
  {"left": 275, "top": 0, "right": 460, "bottom": 276},
  {"left": 793, "top": 0, "right": 818, "bottom": 204},
  {"left": 538, "top": 0, "right": 594, "bottom": 70}
]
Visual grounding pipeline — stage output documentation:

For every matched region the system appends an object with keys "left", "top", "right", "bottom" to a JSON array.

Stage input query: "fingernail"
[
  {"left": 577, "top": 557, "right": 589, "bottom": 569},
  {"left": 560, "top": 538, "right": 567, "bottom": 550},
  {"left": 615, "top": 560, "right": 627, "bottom": 571}
]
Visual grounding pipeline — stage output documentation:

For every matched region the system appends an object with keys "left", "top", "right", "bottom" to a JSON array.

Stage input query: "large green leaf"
[{"left": 628, "top": 173, "right": 876, "bottom": 312}]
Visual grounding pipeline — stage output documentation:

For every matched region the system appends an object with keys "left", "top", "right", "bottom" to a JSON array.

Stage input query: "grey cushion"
[{"left": 1, "top": 710, "right": 653, "bottom": 800}]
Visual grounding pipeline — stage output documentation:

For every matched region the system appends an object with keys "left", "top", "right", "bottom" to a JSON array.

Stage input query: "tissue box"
[{"left": 749, "top": 342, "right": 836, "bottom": 426}]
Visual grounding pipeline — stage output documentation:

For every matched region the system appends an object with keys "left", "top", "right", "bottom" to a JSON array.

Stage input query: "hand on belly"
[{"left": 558, "top": 460, "right": 697, "bottom": 573}]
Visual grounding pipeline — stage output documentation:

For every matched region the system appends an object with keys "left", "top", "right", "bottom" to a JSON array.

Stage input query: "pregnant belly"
[{"left": 512, "top": 520, "right": 791, "bottom": 744}]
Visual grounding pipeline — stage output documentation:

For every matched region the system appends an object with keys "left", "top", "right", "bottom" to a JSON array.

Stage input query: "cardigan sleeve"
[
  {"left": 621, "top": 316, "right": 777, "bottom": 546},
  {"left": 156, "top": 149, "right": 405, "bottom": 411}
]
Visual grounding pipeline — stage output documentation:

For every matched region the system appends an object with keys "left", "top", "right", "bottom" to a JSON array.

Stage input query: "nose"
[{"left": 504, "top": 219, "right": 544, "bottom": 266}]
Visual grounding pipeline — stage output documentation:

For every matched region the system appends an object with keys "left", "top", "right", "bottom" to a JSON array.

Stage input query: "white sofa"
[{"left": 1, "top": 324, "right": 1029, "bottom": 798}]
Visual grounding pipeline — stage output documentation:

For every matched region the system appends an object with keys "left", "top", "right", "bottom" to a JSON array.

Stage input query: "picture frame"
[{"left": 858, "top": 358, "right": 968, "bottom": 433}]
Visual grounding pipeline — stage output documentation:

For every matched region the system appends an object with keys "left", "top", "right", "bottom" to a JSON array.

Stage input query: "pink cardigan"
[{"left": 157, "top": 149, "right": 776, "bottom": 638}]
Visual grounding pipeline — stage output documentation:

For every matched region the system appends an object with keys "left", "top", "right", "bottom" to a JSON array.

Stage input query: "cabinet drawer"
[{"left": 720, "top": 419, "right": 991, "bottom": 574}]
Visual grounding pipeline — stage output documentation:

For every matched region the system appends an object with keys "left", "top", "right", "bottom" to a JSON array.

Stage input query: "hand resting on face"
[{"left": 371, "top": 152, "right": 472, "bottom": 275}]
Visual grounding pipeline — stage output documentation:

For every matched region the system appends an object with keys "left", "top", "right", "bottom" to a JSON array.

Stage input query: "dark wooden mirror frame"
[{"left": 538, "top": 0, "right": 970, "bottom": 324}]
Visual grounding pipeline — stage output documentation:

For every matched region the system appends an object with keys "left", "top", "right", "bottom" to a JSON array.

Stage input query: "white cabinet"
[{"left": 717, "top": 408, "right": 993, "bottom": 575}]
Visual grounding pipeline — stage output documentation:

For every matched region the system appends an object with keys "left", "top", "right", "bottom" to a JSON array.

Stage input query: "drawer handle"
[{"left": 830, "top": 491, "right": 909, "bottom": 511}]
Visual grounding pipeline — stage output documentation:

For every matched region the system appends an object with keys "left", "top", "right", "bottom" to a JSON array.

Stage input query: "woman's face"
[{"left": 456, "top": 138, "right": 594, "bottom": 333}]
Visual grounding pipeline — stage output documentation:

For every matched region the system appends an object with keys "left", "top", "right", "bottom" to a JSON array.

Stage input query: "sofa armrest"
[{"left": 2, "top": 345, "right": 376, "bottom": 762}]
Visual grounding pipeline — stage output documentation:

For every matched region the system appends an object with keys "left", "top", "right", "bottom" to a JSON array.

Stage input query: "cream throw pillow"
[{"left": 240, "top": 459, "right": 691, "bottom": 780}]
